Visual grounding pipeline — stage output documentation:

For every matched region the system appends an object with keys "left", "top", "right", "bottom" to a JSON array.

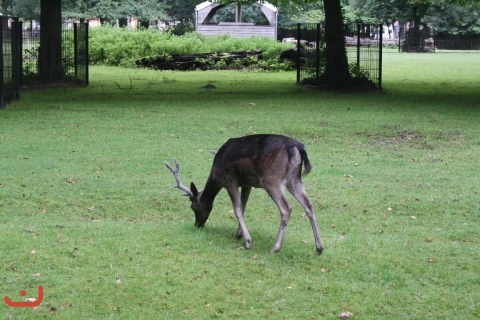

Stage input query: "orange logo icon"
[{"left": 4, "top": 286, "right": 44, "bottom": 307}]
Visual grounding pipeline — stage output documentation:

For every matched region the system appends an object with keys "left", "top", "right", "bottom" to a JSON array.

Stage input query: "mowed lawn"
[{"left": 1, "top": 51, "right": 479, "bottom": 319}]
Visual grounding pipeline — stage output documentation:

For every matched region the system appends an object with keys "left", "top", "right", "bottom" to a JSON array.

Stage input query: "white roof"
[
  {"left": 195, "top": 1, "right": 277, "bottom": 13},
  {"left": 195, "top": 1, "right": 215, "bottom": 11}
]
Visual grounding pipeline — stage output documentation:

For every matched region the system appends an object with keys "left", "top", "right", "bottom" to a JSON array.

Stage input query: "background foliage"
[
  {"left": 88, "top": 27, "right": 294, "bottom": 70},
  {"left": 2, "top": 0, "right": 479, "bottom": 35}
]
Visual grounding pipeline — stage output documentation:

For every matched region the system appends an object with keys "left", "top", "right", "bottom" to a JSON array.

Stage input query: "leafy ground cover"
[
  {"left": 89, "top": 27, "right": 293, "bottom": 70},
  {"left": 1, "top": 52, "right": 479, "bottom": 319}
]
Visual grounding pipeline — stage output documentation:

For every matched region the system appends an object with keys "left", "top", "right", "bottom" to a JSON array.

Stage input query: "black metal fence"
[
  {"left": 347, "top": 24, "right": 382, "bottom": 88},
  {"left": 22, "top": 21, "right": 89, "bottom": 86},
  {"left": 399, "top": 25, "right": 434, "bottom": 52},
  {"left": 296, "top": 23, "right": 382, "bottom": 89},
  {"left": 1, "top": 20, "right": 88, "bottom": 107},
  {"left": 434, "top": 34, "right": 480, "bottom": 50},
  {"left": 1, "top": 17, "right": 22, "bottom": 108},
  {"left": 296, "top": 23, "right": 322, "bottom": 86}
]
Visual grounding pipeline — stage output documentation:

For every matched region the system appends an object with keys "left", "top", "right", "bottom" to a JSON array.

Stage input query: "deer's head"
[
  {"left": 189, "top": 182, "right": 213, "bottom": 228},
  {"left": 165, "top": 159, "right": 212, "bottom": 228}
]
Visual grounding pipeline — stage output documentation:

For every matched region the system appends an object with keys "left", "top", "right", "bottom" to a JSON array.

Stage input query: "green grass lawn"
[{"left": 1, "top": 51, "right": 479, "bottom": 319}]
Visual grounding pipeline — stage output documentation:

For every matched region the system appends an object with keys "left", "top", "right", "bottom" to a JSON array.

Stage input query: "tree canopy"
[
  {"left": 2, "top": 0, "right": 479, "bottom": 35},
  {"left": 2, "top": 0, "right": 478, "bottom": 88}
]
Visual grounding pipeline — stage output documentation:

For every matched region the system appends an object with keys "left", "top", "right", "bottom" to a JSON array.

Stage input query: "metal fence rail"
[
  {"left": 1, "top": 17, "right": 21, "bottom": 108},
  {"left": 74, "top": 22, "right": 89, "bottom": 85},
  {"left": 22, "top": 21, "right": 89, "bottom": 85},
  {"left": 1, "top": 20, "right": 89, "bottom": 107},
  {"left": 296, "top": 23, "right": 382, "bottom": 89},
  {"left": 348, "top": 24, "right": 382, "bottom": 88},
  {"left": 296, "top": 23, "right": 322, "bottom": 86}
]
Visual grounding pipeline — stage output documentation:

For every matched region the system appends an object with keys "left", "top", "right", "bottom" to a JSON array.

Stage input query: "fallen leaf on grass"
[
  {"left": 66, "top": 178, "right": 76, "bottom": 183},
  {"left": 33, "top": 273, "right": 40, "bottom": 278},
  {"left": 339, "top": 311, "right": 354, "bottom": 319}
]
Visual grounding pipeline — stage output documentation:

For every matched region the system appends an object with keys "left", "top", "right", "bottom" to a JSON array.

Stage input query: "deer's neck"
[{"left": 200, "top": 175, "right": 222, "bottom": 205}]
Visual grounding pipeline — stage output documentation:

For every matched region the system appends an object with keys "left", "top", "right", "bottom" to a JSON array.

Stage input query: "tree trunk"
[
  {"left": 322, "top": 0, "right": 350, "bottom": 89},
  {"left": 39, "top": 0, "right": 63, "bottom": 81},
  {"left": 405, "top": 12, "right": 423, "bottom": 52}
]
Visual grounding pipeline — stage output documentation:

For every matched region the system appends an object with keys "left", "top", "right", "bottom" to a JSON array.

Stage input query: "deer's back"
[{"left": 211, "top": 134, "right": 308, "bottom": 188}]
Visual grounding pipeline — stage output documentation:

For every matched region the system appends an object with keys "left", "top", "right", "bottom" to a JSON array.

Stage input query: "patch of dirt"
[
  {"left": 362, "top": 128, "right": 467, "bottom": 150},
  {"left": 369, "top": 131, "right": 423, "bottom": 148}
]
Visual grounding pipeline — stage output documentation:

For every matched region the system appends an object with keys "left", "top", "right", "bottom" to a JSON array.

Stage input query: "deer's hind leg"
[
  {"left": 265, "top": 185, "right": 293, "bottom": 254},
  {"left": 287, "top": 180, "right": 324, "bottom": 255}
]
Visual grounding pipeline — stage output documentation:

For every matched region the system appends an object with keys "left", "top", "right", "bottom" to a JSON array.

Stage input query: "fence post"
[
  {"left": 0, "top": 18, "right": 4, "bottom": 108},
  {"left": 315, "top": 23, "right": 320, "bottom": 85},
  {"left": 296, "top": 23, "right": 300, "bottom": 83},
  {"left": 356, "top": 24, "right": 361, "bottom": 73},
  {"left": 12, "top": 18, "right": 21, "bottom": 100},
  {"left": 18, "top": 20, "right": 23, "bottom": 89},
  {"left": 74, "top": 22, "right": 78, "bottom": 80},
  {"left": 378, "top": 23, "right": 382, "bottom": 89},
  {"left": 398, "top": 24, "right": 402, "bottom": 52},
  {"left": 85, "top": 22, "right": 89, "bottom": 86}
]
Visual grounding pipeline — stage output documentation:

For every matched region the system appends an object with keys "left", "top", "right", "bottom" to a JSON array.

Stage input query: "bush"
[{"left": 89, "top": 26, "right": 293, "bottom": 70}]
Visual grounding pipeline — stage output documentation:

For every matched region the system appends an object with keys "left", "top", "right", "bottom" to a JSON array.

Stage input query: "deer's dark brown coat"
[{"left": 165, "top": 134, "right": 323, "bottom": 254}]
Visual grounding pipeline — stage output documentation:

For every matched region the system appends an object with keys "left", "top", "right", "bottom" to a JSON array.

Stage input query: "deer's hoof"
[{"left": 316, "top": 247, "right": 324, "bottom": 255}]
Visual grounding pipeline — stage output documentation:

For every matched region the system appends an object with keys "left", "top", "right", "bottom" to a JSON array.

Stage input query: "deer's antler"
[{"left": 164, "top": 158, "right": 194, "bottom": 197}]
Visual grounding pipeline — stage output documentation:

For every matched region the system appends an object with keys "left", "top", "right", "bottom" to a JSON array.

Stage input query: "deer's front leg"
[
  {"left": 227, "top": 187, "right": 252, "bottom": 249},
  {"left": 235, "top": 186, "right": 252, "bottom": 239}
]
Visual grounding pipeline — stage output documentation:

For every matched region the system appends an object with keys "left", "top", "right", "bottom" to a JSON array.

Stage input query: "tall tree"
[
  {"left": 237, "top": 0, "right": 351, "bottom": 89},
  {"left": 2, "top": 0, "right": 40, "bottom": 18},
  {"left": 38, "top": 0, "right": 63, "bottom": 81},
  {"left": 164, "top": 0, "right": 195, "bottom": 22},
  {"left": 322, "top": 0, "right": 350, "bottom": 88}
]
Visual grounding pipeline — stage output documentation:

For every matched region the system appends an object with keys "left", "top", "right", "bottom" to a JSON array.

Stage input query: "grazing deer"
[{"left": 165, "top": 134, "right": 323, "bottom": 254}]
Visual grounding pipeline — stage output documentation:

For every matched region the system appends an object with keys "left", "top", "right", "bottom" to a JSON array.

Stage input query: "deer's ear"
[{"left": 190, "top": 182, "right": 198, "bottom": 197}]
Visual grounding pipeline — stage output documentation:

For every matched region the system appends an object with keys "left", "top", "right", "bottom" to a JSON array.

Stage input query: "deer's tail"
[
  {"left": 287, "top": 142, "right": 312, "bottom": 176},
  {"left": 299, "top": 148, "right": 312, "bottom": 176}
]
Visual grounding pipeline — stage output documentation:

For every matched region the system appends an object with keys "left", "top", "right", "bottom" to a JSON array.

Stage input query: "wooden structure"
[{"left": 195, "top": 1, "right": 278, "bottom": 39}]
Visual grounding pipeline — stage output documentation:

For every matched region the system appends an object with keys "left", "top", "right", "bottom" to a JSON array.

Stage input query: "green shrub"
[{"left": 89, "top": 26, "right": 293, "bottom": 70}]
